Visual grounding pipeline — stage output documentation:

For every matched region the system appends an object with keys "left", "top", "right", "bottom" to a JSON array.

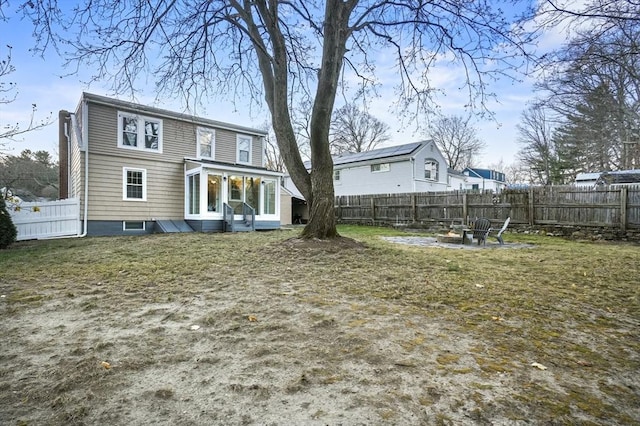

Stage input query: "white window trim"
[
  {"left": 117, "top": 111, "right": 163, "bottom": 153},
  {"left": 123, "top": 221, "right": 146, "bottom": 231},
  {"left": 424, "top": 159, "right": 439, "bottom": 181},
  {"left": 123, "top": 167, "right": 147, "bottom": 201},
  {"left": 261, "top": 178, "right": 279, "bottom": 217},
  {"left": 197, "top": 127, "right": 215, "bottom": 160},
  {"left": 371, "top": 163, "right": 390, "bottom": 173},
  {"left": 236, "top": 135, "right": 252, "bottom": 165}
]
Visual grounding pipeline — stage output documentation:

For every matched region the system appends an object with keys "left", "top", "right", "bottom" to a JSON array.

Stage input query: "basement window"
[{"left": 123, "top": 221, "right": 145, "bottom": 231}]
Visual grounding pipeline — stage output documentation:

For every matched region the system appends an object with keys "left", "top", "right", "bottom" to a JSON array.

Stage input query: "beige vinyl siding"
[
  {"left": 70, "top": 148, "right": 85, "bottom": 219},
  {"left": 69, "top": 105, "right": 85, "bottom": 218},
  {"left": 252, "top": 136, "right": 263, "bottom": 167},
  {"left": 87, "top": 153, "right": 184, "bottom": 220},
  {"left": 81, "top": 98, "right": 266, "bottom": 221},
  {"left": 214, "top": 131, "right": 263, "bottom": 166},
  {"left": 87, "top": 101, "right": 264, "bottom": 166},
  {"left": 87, "top": 103, "right": 197, "bottom": 161},
  {"left": 214, "top": 129, "right": 237, "bottom": 164}
]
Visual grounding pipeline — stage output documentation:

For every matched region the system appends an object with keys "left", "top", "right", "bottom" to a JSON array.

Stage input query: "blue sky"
[{"left": 0, "top": 2, "right": 566, "bottom": 169}]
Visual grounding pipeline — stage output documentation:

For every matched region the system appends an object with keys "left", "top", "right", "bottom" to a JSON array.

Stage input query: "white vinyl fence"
[{"left": 8, "top": 198, "right": 81, "bottom": 241}]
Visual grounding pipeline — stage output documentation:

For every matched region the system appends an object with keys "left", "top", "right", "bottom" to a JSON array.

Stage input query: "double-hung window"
[
  {"left": 118, "top": 111, "right": 163, "bottom": 153},
  {"left": 198, "top": 127, "right": 215, "bottom": 159},
  {"left": 123, "top": 168, "right": 147, "bottom": 201},
  {"left": 424, "top": 159, "right": 439, "bottom": 181},
  {"left": 237, "top": 135, "right": 252, "bottom": 164}
]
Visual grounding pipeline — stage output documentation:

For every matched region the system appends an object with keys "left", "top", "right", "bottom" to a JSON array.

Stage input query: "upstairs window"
[
  {"left": 371, "top": 163, "right": 390, "bottom": 173},
  {"left": 198, "top": 127, "right": 215, "bottom": 159},
  {"left": 237, "top": 135, "right": 252, "bottom": 164},
  {"left": 424, "top": 159, "right": 439, "bottom": 181},
  {"left": 334, "top": 170, "right": 340, "bottom": 181},
  {"left": 118, "top": 112, "right": 162, "bottom": 153},
  {"left": 123, "top": 168, "right": 147, "bottom": 201}
]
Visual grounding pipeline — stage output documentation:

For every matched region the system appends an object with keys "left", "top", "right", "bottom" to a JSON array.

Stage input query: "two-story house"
[
  {"left": 462, "top": 167, "right": 507, "bottom": 193},
  {"left": 59, "top": 93, "right": 282, "bottom": 236}
]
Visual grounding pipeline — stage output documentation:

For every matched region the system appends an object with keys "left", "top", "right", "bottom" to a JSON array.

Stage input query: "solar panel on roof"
[{"left": 333, "top": 141, "right": 423, "bottom": 165}]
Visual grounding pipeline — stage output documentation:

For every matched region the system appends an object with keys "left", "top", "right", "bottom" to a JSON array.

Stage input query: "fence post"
[
  {"left": 370, "top": 197, "right": 376, "bottom": 223},
  {"left": 528, "top": 187, "right": 535, "bottom": 226},
  {"left": 462, "top": 192, "right": 468, "bottom": 224},
  {"left": 411, "top": 194, "right": 416, "bottom": 223},
  {"left": 620, "top": 187, "right": 627, "bottom": 231}
]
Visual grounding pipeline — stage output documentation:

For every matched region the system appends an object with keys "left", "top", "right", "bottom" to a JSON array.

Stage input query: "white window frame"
[
  {"left": 117, "top": 111, "right": 163, "bottom": 153},
  {"left": 123, "top": 167, "right": 147, "bottom": 201},
  {"left": 123, "top": 221, "right": 146, "bottom": 231},
  {"left": 236, "top": 135, "right": 252, "bottom": 164},
  {"left": 424, "top": 159, "right": 439, "bottom": 181},
  {"left": 334, "top": 170, "right": 341, "bottom": 181},
  {"left": 197, "top": 127, "right": 215, "bottom": 160},
  {"left": 261, "top": 178, "right": 278, "bottom": 216},
  {"left": 371, "top": 163, "right": 390, "bottom": 173}
]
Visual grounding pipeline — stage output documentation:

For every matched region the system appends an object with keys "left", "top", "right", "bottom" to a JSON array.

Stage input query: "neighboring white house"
[
  {"left": 462, "top": 168, "right": 507, "bottom": 192},
  {"left": 328, "top": 140, "right": 449, "bottom": 196},
  {"left": 447, "top": 168, "right": 467, "bottom": 191},
  {"left": 575, "top": 170, "right": 640, "bottom": 187},
  {"left": 575, "top": 172, "right": 601, "bottom": 187}
]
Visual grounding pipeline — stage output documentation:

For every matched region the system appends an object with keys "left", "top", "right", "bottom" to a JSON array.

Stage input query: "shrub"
[{"left": 0, "top": 198, "right": 18, "bottom": 249}]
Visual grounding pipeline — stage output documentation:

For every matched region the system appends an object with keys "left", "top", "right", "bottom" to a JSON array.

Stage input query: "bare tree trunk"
[{"left": 299, "top": 0, "right": 355, "bottom": 239}]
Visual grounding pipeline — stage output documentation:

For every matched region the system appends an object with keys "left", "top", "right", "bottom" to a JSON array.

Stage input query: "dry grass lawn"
[{"left": 0, "top": 226, "right": 638, "bottom": 425}]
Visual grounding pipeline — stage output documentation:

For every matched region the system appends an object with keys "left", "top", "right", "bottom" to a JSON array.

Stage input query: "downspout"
[
  {"left": 59, "top": 111, "right": 88, "bottom": 238},
  {"left": 411, "top": 157, "right": 416, "bottom": 192},
  {"left": 71, "top": 108, "right": 88, "bottom": 237}
]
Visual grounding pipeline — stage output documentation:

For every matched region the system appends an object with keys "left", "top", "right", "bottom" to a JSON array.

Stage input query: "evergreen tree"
[{"left": 0, "top": 198, "right": 17, "bottom": 249}]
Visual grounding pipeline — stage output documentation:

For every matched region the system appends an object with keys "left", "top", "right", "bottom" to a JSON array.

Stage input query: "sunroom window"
[
  {"left": 263, "top": 180, "right": 276, "bottom": 215},
  {"left": 187, "top": 174, "right": 200, "bottom": 215},
  {"left": 207, "top": 174, "right": 222, "bottom": 212}
]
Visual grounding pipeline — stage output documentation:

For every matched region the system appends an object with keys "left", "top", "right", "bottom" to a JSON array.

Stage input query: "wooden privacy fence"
[
  {"left": 8, "top": 198, "right": 81, "bottom": 241},
  {"left": 335, "top": 186, "right": 640, "bottom": 230}
]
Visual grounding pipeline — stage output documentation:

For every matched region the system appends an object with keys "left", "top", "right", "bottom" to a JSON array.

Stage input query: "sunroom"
[{"left": 184, "top": 159, "right": 283, "bottom": 232}]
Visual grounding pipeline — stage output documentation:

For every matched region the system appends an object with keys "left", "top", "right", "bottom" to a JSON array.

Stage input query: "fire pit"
[{"left": 437, "top": 231, "right": 464, "bottom": 244}]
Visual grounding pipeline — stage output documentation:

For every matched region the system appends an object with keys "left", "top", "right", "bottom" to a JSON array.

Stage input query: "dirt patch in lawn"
[{"left": 0, "top": 229, "right": 638, "bottom": 425}]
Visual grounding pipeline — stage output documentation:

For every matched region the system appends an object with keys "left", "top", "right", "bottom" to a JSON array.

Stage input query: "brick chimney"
[{"left": 58, "top": 110, "right": 70, "bottom": 199}]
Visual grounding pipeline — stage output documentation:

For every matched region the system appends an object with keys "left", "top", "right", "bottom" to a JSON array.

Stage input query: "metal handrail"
[
  {"left": 242, "top": 202, "right": 255, "bottom": 231},
  {"left": 222, "top": 203, "right": 234, "bottom": 232}
]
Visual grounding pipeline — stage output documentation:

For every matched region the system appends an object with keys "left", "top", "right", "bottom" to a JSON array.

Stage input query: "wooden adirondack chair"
[
  {"left": 493, "top": 217, "right": 511, "bottom": 245},
  {"left": 472, "top": 218, "right": 492, "bottom": 245}
]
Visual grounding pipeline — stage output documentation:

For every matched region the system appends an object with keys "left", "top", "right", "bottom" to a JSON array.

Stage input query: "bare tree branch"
[
  {"left": 16, "top": 0, "right": 538, "bottom": 238},
  {"left": 330, "top": 103, "right": 390, "bottom": 154},
  {"left": 425, "top": 115, "right": 485, "bottom": 170}
]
